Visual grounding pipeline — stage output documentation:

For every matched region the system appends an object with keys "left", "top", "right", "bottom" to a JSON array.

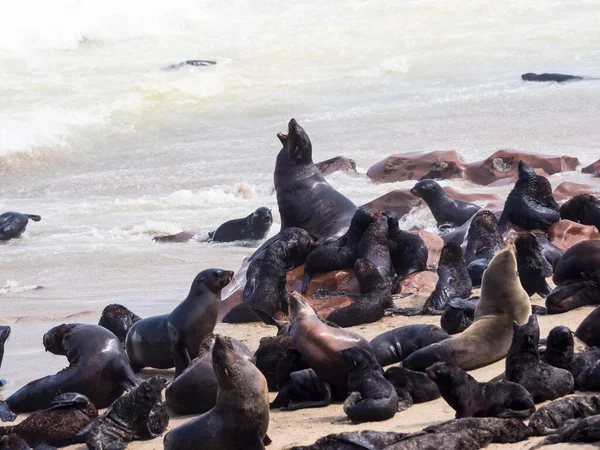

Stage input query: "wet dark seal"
[
  {"left": 166, "top": 60, "right": 216, "bottom": 69},
  {"left": 163, "top": 336, "right": 270, "bottom": 450},
  {"left": 464, "top": 210, "right": 503, "bottom": 286},
  {"left": 530, "top": 414, "right": 600, "bottom": 449},
  {"left": 515, "top": 232, "right": 553, "bottom": 297},
  {"left": 560, "top": 193, "right": 600, "bottom": 230},
  {"left": 340, "top": 348, "right": 398, "bottom": 423},
  {"left": 498, "top": 161, "right": 560, "bottom": 232},
  {"left": 369, "top": 324, "right": 450, "bottom": 367},
  {"left": 76, "top": 376, "right": 168, "bottom": 449},
  {"left": 422, "top": 417, "right": 533, "bottom": 444},
  {"left": 384, "top": 366, "right": 440, "bottom": 411},
  {"left": 521, "top": 72, "right": 584, "bottom": 82},
  {"left": 0, "top": 326, "right": 10, "bottom": 386},
  {"left": 541, "top": 326, "right": 574, "bottom": 370},
  {"left": 426, "top": 362, "right": 535, "bottom": 419},
  {"left": 576, "top": 305, "right": 600, "bottom": 347},
  {"left": 528, "top": 395, "right": 600, "bottom": 435},
  {"left": 385, "top": 211, "right": 428, "bottom": 280},
  {"left": 0, "top": 393, "right": 97, "bottom": 447},
  {"left": 208, "top": 206, "right": 273, "bottom": 242},
  {"left": 254, "top": 336, "right": 295, "bottom": 391},
  {"left": 125, "top": 268, "right": 232, "bottom": 376},
  {"left": 410, "top": 179, "right": 481, "bottom": 228},
  {"left": 98, "top": 304, "right": 141, "bottom": 344},
  {"left": 0, "top": 324, "right": 139, "bottom": 422},
  {"left": 505, "top": 315, "right": 574, "bottom": 402},
  {"left": 270, "top": 368, "right": 333, "bottom": 411},
  {"left": 0, "top": 212, "right": 41, "bottom": 241}
]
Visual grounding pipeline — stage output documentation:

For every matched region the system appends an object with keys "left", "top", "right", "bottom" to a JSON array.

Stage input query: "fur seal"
[
  {"left": 356, "top": 215, "right": 393, "bottom": 280},
  {"left": 384, "top": 366, "right": 440, "bottom": 411},
  {"left": 369, "top": 324, "right": 450, "bottom": 367},
  {"left": 0, "top": 327, "right": 10, "bottom": 386},
  {"left": 505, "top": 315, "right": 574, "bottom": 402},
  {"left": 208, "top": 207, "right": 273, "bottom": 242},
  {"left": 0, "top": 434, "right": 29, "bottom": 450},
  {"left": 254, "top": 336, "right": 295, "bottom": 391},
  {"left": 422, "top": 417, "right": 533, "bottom": 444},
  {"left": 165, "top": 333, "right": 254, "bottom": 415},
  {"left": 464, "top": 210, "right": 503, "bottom": 286},
  {"left": 163, "top": 335, "right": 270, "bottom": 450},
  {"left": 542, "top": 326, "right": 574, "bottom": 370},
  {"left": 560, "top": 193, "right": 600, "bottom": 230},
  {"left": 0, "top": 212, "right": 41, "bottom": 241},
  {"left": 440, "top": 297, "right": 477, "bottom": 335},
  {"left": 289, "top": 291, "right": 373, "bottom": 397},
  {"left": 340, "top": 348, "right": 398, "bottom": 423},
  {"left": 270, "top": 368, "right": 333, "bottom": 411},
  {"left": 522, "top": 72, "right": 586, "bottom": 82},
  {"left": 426, "top": 362, "right": 535, "bottom": 419},
  {"left": 576, "top": 305, "right": 600, "bottom": 347},
  {"left": 301, "top": 208, "right": 375, "bottom": 293},
  {"left": 76, "top": 376, "right": 168, "bottom": 448},
  {"left": 0, "top": 324, "right": 139, "bottom": 422},
  {"left": 515, "top": 232, "right": 553, "bottom": 297},
  {"left": 498, "top": 161, "right": 560, "bottom": 232},
  {"left": 403, "top": 243, "right": 531, "bottom": 371},
  {"left": 528, "top": 395, "right": 600, "bottom": 435},
  {"left": 393, "top": 242, "right": 472, "bottom": 316},
  {"left": 326, "top": 258, "right": 394, "bottom": 327},
  {"left": 98, "top": 304, "right": 140, "bottom": 344},
  {"left": 571, "top": 347, "right": 600, "bottom": 389},
  {"left": 546, "top": 239, "right": 600, "bottom": 313},
  {"left": 530, "top": 414, "right": 600, "bottom": 449},
  {"left": 125, "top": 268, "right": 232, "bottom": 376},
  {"left": 385, "top": 211, "right": 428, "bottom": 280},
  {"left": 410, "top": 179, "right": 480, "bottom": 228},
  {"left": 533, "top": 230, "right": 563, "bottom": 270},
  {"left": 0, "top": 393, "right": 97, "bottom": 447}
]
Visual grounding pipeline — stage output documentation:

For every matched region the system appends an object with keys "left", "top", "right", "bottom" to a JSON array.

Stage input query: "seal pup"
[
  {"left": 576, "top": 305, "right": 600, "bottom": 347},
  {"left": 393, "top": 242, "right": 472, "bottom": 316},
  {"left": 426, "top": 362, "right": 535, "bottom": 419},
  {"left": 0, "top": 212, "right": 41, "bottom": 241},
  {"left": 0, "top": 327, "right": 10, "bottom": 386},
  {"left": 289, "top": 291, "right": 373, "bottom": 397},
  {"left": 422, "top": 417, "right": 533, "bottom": 444},
  {"left": 440, "top": 297, "right": 477, "bottom": 334},
  {"left": 270, "top": 368, "right": 333, "bottom": 411},
  {"left": 403, "top": 243, "right": 531, "bottom": 371},
  {"left": 541, "top": 326, "right": 574, "bottom": 370},
  {"left": 546, "top": 239, "right": 600, "bottom": 313},
  {"left": 521, "top": 72, "right": 587, "bottom": 82},
  {"left": 75, "top": 376, "right": 168, "bottom": 449},
  {"left": 165, "top": 333, "right": 254, "bottom": 415},
  {"left": 369, "top": 324, "right": 450, "bottom": 367},
  {"left": 498, "top": 161, "right": 560, "bottom": 232},
  {"left": 163, "top": 336, "right": 270, "bottom": 450},
  {"left": 384, "top": 366, "right": 440, "bottom": 411},
  {"left": 528, "top": 395, "right": 600, "bottom": 435},
  {"left": 301, "top": 208, "right": 375, "bottom": 294},
  {"left": 208, "top": 206, "right": 273, "bottom": 242},
  {"left": 125, "top": 268, "right": 232, "bottom": 376},
  {"left": 0, "top": 393, "right": 97, "bottom": 447},
  {"left": 326, "top": 258, "right": 394, "bottom": 327},
  {"left": 410, "top": 179, "right": 480, "bottom": 228},
  {"left": 515, "top": 233, "right": 553, "bottom": 297},
  {"left": 530, "top": 414, "right": 600, "bottom": 449},
  {"left": 464, "top": 210, "right": 503, "bottom": 286},
  {"left": 340, "top": 348, "right": 398, "bottom": 423},
  {"left": 98, "top": 304, "right": 140, "bottom": 344},
  {"left": 356, "top": 215, "right": 393, "bottom": 280},
  {"left": 0, "top": 324, "right": 139, "bottom": 422},
  {"left": 560, "top": 193, "right": 600, "bottom": 230},
  {"left": 384, "top": 211, "right": 428, "bottom": 280}
]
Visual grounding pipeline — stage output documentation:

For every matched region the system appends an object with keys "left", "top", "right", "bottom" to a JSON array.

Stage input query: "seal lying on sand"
[
  {"left": 426, "top": 362, "right": 535, "bottom": 419},
  {"left": 98, "top": 304, "right": 140, "bottom": 344},
  {"left": 576, "top": 305, "right": 600, "bottom": 347},
  {"left": 208, "top": 207, "right": 273, "bottom": 242},
  {"left": 530, "top": 414, "right": 600, "bottom": 449},
  {"left": 528, "top": 395, "right": 600, "bottom": 435},
  {"left": 126, "top": 268, "right": 232, "bottom": 376},
  {"left": 0, "top": 393, "right": 97, "bottom": 447},
  {"left": 0, "top": 212, "right": 41, "bottom": 241},
  {"left": 403, "top": 243, "right": 531, "bottom": 371},
  {"left": 0, "top": 324, "right": 139, "bottom": 422},
  {"left": 384, "top": 366, "right": 440, "bottom": 411},
  {"left": 163, "top": 336, "right": 270, "bottom": 450}
]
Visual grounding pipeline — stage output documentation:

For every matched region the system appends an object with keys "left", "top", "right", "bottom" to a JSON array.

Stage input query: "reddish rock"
[
  {"left": 549, "top": 220, "right": 600, "bottom": 252},
  {"left": 465, "top": 150, "right": 579, "bottom": 186},
  {"left": 314, "top": 296, "right": 355, "bottom": 319},
  {"left": 286, "top": 266, "right": 358, "bottom": 296},
  {"left": 315, "top": 156, "right": 357, "bottom": 176},
  {"left": 367, "top": 150, "right": 466, "bottom": 184},
  {"left": 486, "top": 168, "right": 550, "bottom": 188},
  {"left": 410, "top": 230, "right": 443, "bottom": 267},
  {"left": 553, "top": 182, "right": 592, "bottom": 203},
  {"left": 582, "top": 159, "right": 600, "bottom": 174},
  {"left": 397, "top": 270, "right": 439, "bottom": 295},
  {"left": 361, "top": 189, "right": 423, "bottom": 218}
]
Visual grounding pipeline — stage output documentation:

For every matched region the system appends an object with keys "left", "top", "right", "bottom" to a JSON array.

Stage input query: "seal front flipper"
[
  {"left": 26, "top": 215, "right": 41, "bottom": 222},
  {"left": 0, "top": 402, "right": 15, "bottom": 422}
]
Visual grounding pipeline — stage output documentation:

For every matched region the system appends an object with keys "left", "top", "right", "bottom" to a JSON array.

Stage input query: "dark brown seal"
[
  {"left": 576, "top": 305, "right": 600, "bottom": 347},
  {"left": 528, "top": 395, "right": 600, "bottom": 435},
  {"left": 98, "top": 303, "right": 141, "bottom": 343}
]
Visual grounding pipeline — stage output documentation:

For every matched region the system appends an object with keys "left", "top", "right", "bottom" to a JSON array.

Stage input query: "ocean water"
[{"left": 1, "top": 0, "right": 600, "bottom": 393}]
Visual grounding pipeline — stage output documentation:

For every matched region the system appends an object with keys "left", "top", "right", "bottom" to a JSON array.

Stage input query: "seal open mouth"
[{"left": 277, "top": 132, "right": 288, "bottom": 144}]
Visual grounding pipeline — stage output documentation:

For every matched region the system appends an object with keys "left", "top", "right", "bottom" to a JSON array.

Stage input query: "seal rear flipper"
[
  {"left": 26, "top": 215, "right": 41, "bottom": 222},
  {"left": 263, "top": 434, "right": 272, "bottom": 446},
  {"left": 0, "top": 403, "right": 16, "bottom": 422},
  {"left": 388, "top": 307, "right": 425, "bottom": 316}
]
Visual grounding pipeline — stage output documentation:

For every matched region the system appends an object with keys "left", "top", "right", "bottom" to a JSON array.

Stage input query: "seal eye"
[{"left": 215, "top": 270, "right": 223, "bottom": 278}]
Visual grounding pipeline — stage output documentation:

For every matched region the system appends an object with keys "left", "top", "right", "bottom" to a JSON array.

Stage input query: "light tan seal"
[
  {"left": 403, "top": 243, "right": 531, "bottom": 371},
  {"left": 288, "top": 291, "right": 373, "bottom": 398}
]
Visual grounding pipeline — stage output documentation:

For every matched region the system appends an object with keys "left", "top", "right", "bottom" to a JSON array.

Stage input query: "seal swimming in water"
[
  {"left": 505, "top": 315, "right": 574, "bottom": 402},
  {"left": 0, "top": 324, "right": 139, "bottom": 422},
  {"left": 301, "top": 208, "right": 375, "bottom": 293},
  {"left": 125, "top": 268, "right": 232, "bottom": 376},
  {"left": 463, "top": 210, "right": 503, "bottom": 286},
  {"left": 384, "top": 366, "right": 440, "bottom": 411},
  {"left": 165, "top": 333, "right": 254, "bottom": 415},
  {"left": 76, "top": 376, "right": 168, "bottom": 449},
  {"left": 384, "top": 211, "right": 428, "bottom": 280},
  {"left": 0, "top": 393, "right": 97, "bottom": 447},
  {"left": 98, "top": 304, "right": 140, "bottom": 344},
  {"left": 166, "top": 60, "right": 217, "bottom": 69},
  {"left": 528, "top": 395, "right": 600, "bottom": 435},
  {"left": 498, "top": 161, "right": 560, "bottom": 232},
  {"left": 0, "top": 212, "right": 41, "bottom": 241},
  {"left": 340, "top": 347, "right": 398, "bottom": 423},
  {"left": 410, "top": 179, "right": 481, "bottom": 228},
  {"left": 208, "top": 207, "right": 273, "bottom": 242},
  {"left": 289, "top": 291, "right": 373, "bottom": 398},
  {"left": 546, "top": 239, "right": 600, "bottom": 313},
  {"left": 576, "top": 305, "right": 600, "bottom": 347},
  {"left": 403, "top": 243, "right": 531, "bottom": 371},
  {"left": 515, "top": 232, "right": 553, "bottom": 298},
  {"left": 426, "top": 362, "right": 535, "bottom": 419},
  {"left": 369, "top": 324, "right": 450, "bottom": 367},
  {"left": 521, "top": 72, "right": 588, "bottom": 82},
  {"left": 163, "top": 335, "right": 270, "bottom": 450},
  {"left": 560, "top": 193, "right": 600, "bottom": 230},
  {"left": 422, "top": 417, "right": 533, "bottom": 444}
]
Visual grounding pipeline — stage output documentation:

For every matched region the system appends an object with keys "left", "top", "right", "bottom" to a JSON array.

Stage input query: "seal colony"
[{"left": 4, "top": 119, "right": 600, "bottom": 449}]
